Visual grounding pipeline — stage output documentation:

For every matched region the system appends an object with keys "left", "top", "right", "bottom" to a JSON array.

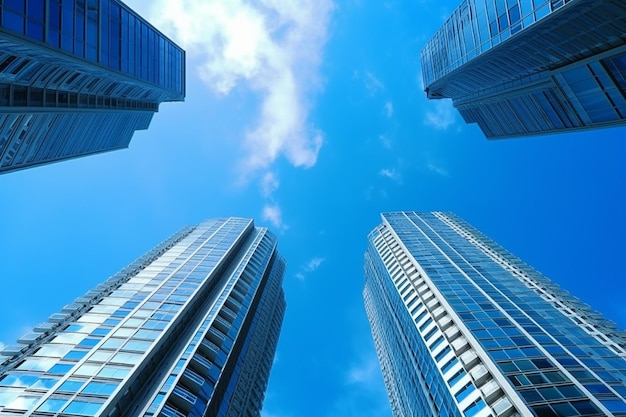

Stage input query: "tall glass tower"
[
  {"left": 364, "top": 211, "right": 626, "bottom": 417},
  {"left": 421, "top": 0, "right": 626, "bottom": 138},
  {"left": 0, "top": 0, "right": 185, "bottom": 173},
  {"left": 0, "top": 217, "right": 286, "bottom": 417}
]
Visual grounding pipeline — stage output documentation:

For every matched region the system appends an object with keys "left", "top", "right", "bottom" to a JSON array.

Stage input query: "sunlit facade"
[
  {"left": 421, "top": 0, "right": 626, "bottom": 138},
  {"left": 364, "top": 211, "right": 626, "bottom": 417},
  {"left": 0, "top": 0, "right": 185, "bottom": 173},
  {"left": 0, "top": 217, "right": 286, "bottom": 417}
]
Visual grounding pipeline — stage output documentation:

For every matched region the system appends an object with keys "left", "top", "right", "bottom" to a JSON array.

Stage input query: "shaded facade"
[
  {"left": 0, "top": 0, "right": 185, "bottom": 173},
  {"left": 421, "top": 0, "right": 626, "bottom": 138},
  {"left": 364, "top": 211, "right": 626, "bottom": 417},
  {"left": 0, "top": 217, "right": 286, "bottom": 417}
]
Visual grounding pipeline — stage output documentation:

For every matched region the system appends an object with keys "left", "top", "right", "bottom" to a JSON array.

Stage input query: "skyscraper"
[
  {"left": 420, "top": 0, "right": 626, "bottom": 138},
  {"left": 0, "top": 217, "right": 285, "bottom": 417},
  {"left": 364, "top": 211, "right": 626, "bottom": 417},
  {"left": 0, "top": 0, "right": 185, "bottom": 173}
]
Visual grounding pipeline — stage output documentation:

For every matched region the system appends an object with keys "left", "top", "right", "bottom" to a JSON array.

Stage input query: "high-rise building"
[
  {"left": 420, "top": 0, "right": 626, "bottom": 138},
  {"left": 0, "top": 0, "right": 185, "bottom": 173},
  {"left": 0, "top": 217, "right": 285, "bottom": 417},
  {"left": 364, "top": 211, "right": 626, "bottom": 417}
]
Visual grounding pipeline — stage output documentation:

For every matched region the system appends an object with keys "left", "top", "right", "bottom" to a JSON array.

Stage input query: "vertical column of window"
[
  {"left": 109, "top": 1, "right": 120, "bottom": 71},
  {"left": 495, "top": 0, "right": 510, "bottom": 40},
  {"left": 61, "top": 0, "right": 75, "bottom": 53},
  {"left": 120, "top": 8, "right": 129, "bottom": 73},
  {"left": 85, "top": 0, "right": 98, "bottom": 61},
  {"left": 2, "top": 0, "right": 26, "bottom": 35},
  {"left": 473, "top": 0, "right": 490, "bottom": 52},
  {"left": 159, "top": 37, "right": 165, "bottom": 87},
  {"left": 485, "top": 0, "right": 498, "bottom": 41},
  {"left": 27, "top": 0, "right": 45, "bottom": 41},
  {"left": 463, "top": 2, "right": 477, "bottom": 59},
  {"left": 141, "top": 22, "right": 148, "bottom": 81},
  {"left": 519, "top": 0, "right": 534, "bottom": 28},
  {"left": 99, "top": 0, "right": 109, "bottom": 67},
  {"left": 149, "top": 29, "right": 156, "bottom": 84},
  {"left": 176, "top": 48, "right": 183, "bottom": 96},
  {"left": 47, "top": 0, "right": 62, "bottom": 48},
  {"left": 508, "top": 0, "right": 521, "bottom": 34},
  {"left": 445, "top": 12, "right": 457, "bottom": 69},
  {"left": 457, "top": 8, "right": 467, "bottom": 65},
  {"left": 133, "top": 14, "right": 141, "bottom": 80},
  {"left": 74, "top": 0, "right": 86, "bottom": 58}
]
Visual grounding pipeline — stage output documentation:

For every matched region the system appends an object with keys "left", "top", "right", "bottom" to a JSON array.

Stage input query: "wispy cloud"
[
  {"left": 154, "top": 0, "right": 334, "bottom": 176},
  {"left": 304, "top": 257, "right": 325, "bottom": 272},
  {"left": 295, "top": 256, "right": 325, "bottom": 280},
  {"left": 262, "top": 203, "right": 285, "bottom": 230},
  {"left": 328, "top": 353, "right": 390, "bottom": 417},
  {"left": 384, "top": 101, "right": 394, "bottom": 118},
  {"left": 424, "top": 99, "right": 456, "bottom": 130},
  {"left": 378, "top": 134, "right": 392, "bottom": 149},
  {"left": 427, "top": 161, "right": 450, "bottom": 177},
  {"left": 354, "top": 70, "right": 385, "bottom": 96},
  {"left": 260, "top": 172, "right": 280, "bottom": 197},
  {"left": 379, "top": 168, "right": 402, "bottom": 183},
  {"left": 347, "top": 355, "right": 381, "bottom": 385}
]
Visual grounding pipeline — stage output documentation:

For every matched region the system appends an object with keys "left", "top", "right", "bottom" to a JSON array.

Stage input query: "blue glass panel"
[
  {"left": 38, "top": 398, "right": 68, "bottom": 412},
  {"left": 48, "top": 363, "right": 74, "bottom": 374},
  {"left": 4, "top": 0, "right": 25, "bottom": 12},
  {"left": 3, "top": 10, "right": 25, "bottom": 34},
  {"left": 28, "top": 0, "right": 45, "bottom": 22}
]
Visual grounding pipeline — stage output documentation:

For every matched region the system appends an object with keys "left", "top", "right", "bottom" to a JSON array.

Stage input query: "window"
[
  {"left": 448, "top": 368, "right": 466, "bottom": 387},
  {"left": 63, "top": 400, "right": 104, "bottom": 416},
  {"left": 82, "top": 381, "right": 118, "bottom": 396},
  {"left": 48, "top": 363, "right": 75, "bottom": 375},
  {"left": 455, "top": 381, "right": 476, "bottom": 403},
  {"left": 37, "top": 398, "right": 68, "bottom": 412},
  {"left": 73, "top": 363, "right": 100, "bottom": 377},
  {"left": 435, "top": 346, "right": 452, "bottom": 362},
  {"left": 442, "top": 357, "right": 459, "bottom": 374},
  {"left": 58, "top": 379, "right": 85, "bottom": 393},
  {"left": 5, "top": 395, "right": 41, "bottom": 411},
  {"left": 464, "top": 398, "right": 486, "bottom": 417}
]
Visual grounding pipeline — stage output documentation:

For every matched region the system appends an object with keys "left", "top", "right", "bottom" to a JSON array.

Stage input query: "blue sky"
[{"left": 1, "top": 0, "right": 626, "bottom": 416}]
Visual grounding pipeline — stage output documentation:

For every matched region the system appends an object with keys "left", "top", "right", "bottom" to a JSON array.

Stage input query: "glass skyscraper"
[
  {"left": 0, "top": 0, "right": 185, "bottom": 173},
  {"left": 364, "top": 211, "right": 626, "bottom": 417},
  {"left": 0, "top": 217, "right": 286, "bottom": 417},
  {"left": 421, "top": 0, "right": 626, "bottom": 138}
]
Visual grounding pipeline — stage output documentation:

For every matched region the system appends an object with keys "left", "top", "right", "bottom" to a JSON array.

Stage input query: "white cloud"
[
  {"left": 153, "top": 0, "right": 334, "bottom": 175},
  {"left": 347, "top": 355, "right": 381, "bottom": 385},
  {"left": 427, "top": 161, "right": 450, "bottom": 177},
  {"left": 262, "top": 203, "right": 285, "bottom": 230},
  {"left": 378, "top": 134, "right": 392, "bottom": 149},
  {"left": 355, "top": 70, "right": 385, "bottom": 96},
  {"left": 295, "top": 272, "right": 305, "bottom": 281},
  {"left": 304, "top": 257, "right": 325, "bottom": 272},
  {"left": 424, "top": 99, "right": 456, "bottom": 130},
  {"left": 260, "top": 172, "right": 280, "bottom": 197},
  {"left": 384, "top": 101, "right": 393, "bottom": 118},
  {"left": 0, "top": 342, "right": 5, "bottom": 352},
  {"left": 379, "top": 168, "right": 402, "bottom": 183}
]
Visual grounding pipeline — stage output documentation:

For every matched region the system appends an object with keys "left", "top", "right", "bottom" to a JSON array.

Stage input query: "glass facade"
[
  {"left": 0, "top": 217, "right": 286, "bottom": 417},
  {"left": 420, "top": 0, "right": 626, "bottom": 138},
  {"left": 364, "top": 211, "right": 626, "bottom": 417},
  {"left": 0, "top": 0, "right": 185, "bottom": 173}
]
